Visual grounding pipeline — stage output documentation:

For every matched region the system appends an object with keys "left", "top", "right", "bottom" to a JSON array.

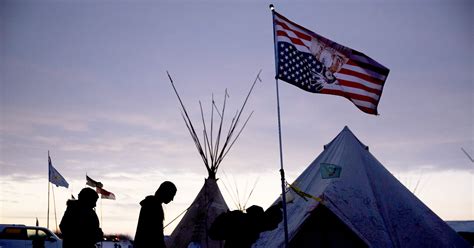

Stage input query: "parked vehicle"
[{"left": 0, "top": 224, "right": 62, "bottom": 248}]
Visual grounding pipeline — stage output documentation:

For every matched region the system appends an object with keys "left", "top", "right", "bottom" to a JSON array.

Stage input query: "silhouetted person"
[
  {"left": 262, "top": 202, "right": 284, "bottom": 231},
  {"left": 59, "top": 187, "right": 103, "bottom": 248},
  {"left": 32, "top": 236, "right": 45, "bottom": 248},
  {"left": 209, "top": 204, "right": 283, "bottom": 248},
  {"left": 134, "top": 181, "right": 177, "bottom": 248}
]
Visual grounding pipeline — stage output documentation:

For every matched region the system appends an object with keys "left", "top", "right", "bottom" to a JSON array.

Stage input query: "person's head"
[
  {"left": 155, "top": 181, "right": 177, "bottom": 204},
  {"left": 78, "top": 187, "right": 99, "bottom": 209},
  {"left": 246, "top": 205, "right": 264, "bottom": 219},
  {"left": 263, "top": 204, "right": 283, "bottom": 231}
]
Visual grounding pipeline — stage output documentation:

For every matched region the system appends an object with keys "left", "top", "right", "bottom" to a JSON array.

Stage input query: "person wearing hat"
[
  {"left": 59, "top": 187, "right": 103, "bottom": 248},
  {"left": 134, "top": 181, "right": 177, "bottom": 248}
]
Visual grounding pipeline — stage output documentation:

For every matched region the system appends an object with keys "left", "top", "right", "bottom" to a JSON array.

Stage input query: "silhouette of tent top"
[
  {"left": 254, "top": 126, "right": 469, "bottom": 248},
  {"left": 166, "top": 72, "right": 257, "bottom": 248}
]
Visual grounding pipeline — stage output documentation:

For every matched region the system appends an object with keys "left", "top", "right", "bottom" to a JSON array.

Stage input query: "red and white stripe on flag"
[
  {"left": 96, "top": 187, "right": 116, "bottom": 200},
  {"left": 273, "top": 11, "right": 389, "bottom": 115}
]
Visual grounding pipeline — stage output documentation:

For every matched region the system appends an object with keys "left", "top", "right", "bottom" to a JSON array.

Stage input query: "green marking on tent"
[{"left": 320, "top": 163, "right": 342, "bottom": 179}]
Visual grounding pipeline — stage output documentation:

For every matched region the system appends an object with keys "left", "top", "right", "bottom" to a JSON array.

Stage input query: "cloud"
[
  {"left": 0, "top": 110, "right": 90, "bottom": 135},
  {"left": 1, "top": 108, "right": 182, "bottom": 135}
]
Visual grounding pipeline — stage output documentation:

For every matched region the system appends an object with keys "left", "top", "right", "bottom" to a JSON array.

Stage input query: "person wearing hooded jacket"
[
  {"left": 134, "top": 181, "right": 177, "bottom": 248},
  {"left": 59, "top": 187, "right": 103, "bottom": 248}
]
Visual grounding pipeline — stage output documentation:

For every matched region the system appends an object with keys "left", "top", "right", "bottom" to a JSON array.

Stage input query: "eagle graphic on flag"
[{"left": 272, "top": 11, "right": 389, "bottom": 115}]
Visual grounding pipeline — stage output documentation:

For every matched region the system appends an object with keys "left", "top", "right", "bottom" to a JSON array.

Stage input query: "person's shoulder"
[
  {"left": 140, "top": 195, "right": 157, "bottom": 207},
  {"left": 65, "top": 199, "right": 79, "bottom": 210},
  {"left": 66, "top": 199, "right": 77, "bottom": 205}
]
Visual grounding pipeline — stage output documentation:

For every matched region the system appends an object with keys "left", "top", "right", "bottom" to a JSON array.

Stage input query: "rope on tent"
[
  {"left": 286, "top": 182, "right": 323, "bottom": 203},
  {"left": 163, "top": 204, "right": 193, "bottom": 229},
  {"left": 163, "top": 182, "right": 221, "bottom": 230}
]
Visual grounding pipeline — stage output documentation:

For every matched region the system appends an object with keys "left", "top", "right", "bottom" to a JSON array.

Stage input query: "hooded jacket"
[
  {"left": 134, "top": 195, "right": 165, "bottom": 248},
  {"left": 59, "top": 200, "right": 103, "bottom": 248}
]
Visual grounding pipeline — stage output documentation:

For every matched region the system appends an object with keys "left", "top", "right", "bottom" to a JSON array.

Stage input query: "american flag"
[{"left": 272, "top": 11, "right": 389, "bottom": 115}]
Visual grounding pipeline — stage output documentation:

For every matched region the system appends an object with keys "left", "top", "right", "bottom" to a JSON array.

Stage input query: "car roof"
[
  {"left": 0, "top": 224, "right": 52, "bottom": 231},
  {"left": 0, "top": 224, "right": 25, "bottom": 230}
]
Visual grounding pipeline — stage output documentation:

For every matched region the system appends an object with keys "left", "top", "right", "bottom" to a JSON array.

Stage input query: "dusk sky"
[{"left": 1, "top": 0, "right": 472, "bottom": 237}]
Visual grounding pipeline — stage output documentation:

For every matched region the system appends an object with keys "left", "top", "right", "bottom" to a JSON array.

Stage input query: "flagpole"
[
  {"left": 270, "top": 4, "right": 289, "bottom": 247},
  {"left": 47, "top": 183, "right": 50, "bottom": 229},
  {"left": 47, "top": 151, "right": 50, "bottom": 229},
  {"left": 52, "top": 184, "right": 58, "bottom": 232},
  {"left": 100, "top": 197, "right": 103, "bottom": 248},
  {"left": 100, "top": 197, "right": 103, "bottom": 228}
]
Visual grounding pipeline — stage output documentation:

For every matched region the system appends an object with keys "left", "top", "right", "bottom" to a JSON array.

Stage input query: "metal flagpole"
[
  {"left": 269, "top": 4, "right": 289, "bottom": 247},
  {"left": 100, "top": 197, "right": 103, "bottom": 248},
  {"left": 47, "top": 183, "right": 50, "bottom": 229},
  {"left": 52, "top": 184, "right": 58, "bottom": 232},
  {"left": 47, "top": 151, "right": 50, "bottom": 229},
  {"left": 100, "top": 197, "right": 103, "bottom": 227}
]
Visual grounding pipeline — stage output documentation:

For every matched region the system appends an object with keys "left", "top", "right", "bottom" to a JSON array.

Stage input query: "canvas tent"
[
  {"left": 254, "top": 126, "right": 469, "bottom": 248},
  {"left": 447, "top": 221, "right": 474, "bottom": 246},
  {"left": 167, "top": 178, "right": 228, "bottom": 248}
]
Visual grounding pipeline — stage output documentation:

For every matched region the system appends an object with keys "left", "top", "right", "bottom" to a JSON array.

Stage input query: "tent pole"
[{"left": 270, "top": 5, "right": 289, "bottom": 247}]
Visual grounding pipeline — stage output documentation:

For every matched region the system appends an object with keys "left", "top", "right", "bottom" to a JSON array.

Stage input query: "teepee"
[
  {"left": 254, "top": 126, "right": 469, "bottom": 248},
  {"left": 166, "top": 72, "right": 259, "bottom": 248}
]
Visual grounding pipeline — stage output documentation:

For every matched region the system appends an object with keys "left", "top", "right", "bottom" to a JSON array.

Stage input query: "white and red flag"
[{"left": 272, "top": 11, "right": 389, "bottom": 115}]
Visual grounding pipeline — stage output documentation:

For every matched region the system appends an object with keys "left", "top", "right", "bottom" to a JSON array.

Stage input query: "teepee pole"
[
  {"left": 166, "top": 71, "right": 258, "bottom": 247},
  {"left": 270, "top": 4, "right": 289, "bottom": 247}
]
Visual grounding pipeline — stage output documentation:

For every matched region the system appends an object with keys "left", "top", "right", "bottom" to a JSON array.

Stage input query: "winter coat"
[
  {"left": 59, "top": 200, "right": 103, "bottom": 248},
  {"left": 209, "top": 210, "right": 262, "bottom": 248},
  {"left": 209, "top": 205, "right": 283, "bottom": 248},
  {"left": 134, "top": 195, "right": 165, "bottom": 248}
]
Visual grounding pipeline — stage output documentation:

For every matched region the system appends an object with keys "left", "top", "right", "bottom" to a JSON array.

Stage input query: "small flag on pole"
[
  {"left": 48, "top": 154, "right": 69, "bottom": 188},
  {"left": 86, "top": 175, "right": 103, "bottom": 188},
  {"left": 272, "top": 11, "right": 389, "bottom": 115},
  {"left": 96, "top": 187, "right": 116, "bottom": 200}
]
